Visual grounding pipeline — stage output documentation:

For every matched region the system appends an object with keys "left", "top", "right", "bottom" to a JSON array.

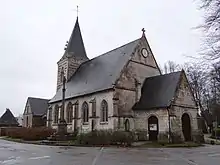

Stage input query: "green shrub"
[
  {"left": 170, "top": 132, "right": 183, "bottom": 144},
  {"left": 5, "top": 127, "right": 55, "bottom": 141},
  {"left": 76, "top": 130, "right": 135, "bottom": 146},
  {"left": 192, "top": 130, "right": 204, "bottom": 143},
  {"left": 134, "top": 130, "right": 148, "bottom": 141},
  {"left": 111, "top": 131, "right": 134, "bottom": 145},
  {"left": 212, "top": 128, "right": 220, "bottom": 138},
  {"left": 158, "top": 132, "right": 169, "bottom": 144},
  {"left": 76, "top": 130, "right": 111, "bottom": 145}
]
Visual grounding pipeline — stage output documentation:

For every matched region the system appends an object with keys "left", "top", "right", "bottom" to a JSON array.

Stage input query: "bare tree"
[
  {"left": 200, "top": 0, "right": 220, "bottom": 61},
  {"left": 163, "top": 61, "right": 181, "bottom": 74},
  {"left": 183, "top": 63, "right": 208, "bottom": 111}
]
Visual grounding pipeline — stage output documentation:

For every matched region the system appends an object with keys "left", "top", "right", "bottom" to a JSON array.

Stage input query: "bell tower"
[{"left": 56, "top": 17, "right": 89, "bottom": 91}]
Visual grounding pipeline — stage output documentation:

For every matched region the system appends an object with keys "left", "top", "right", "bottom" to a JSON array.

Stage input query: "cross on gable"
[
  {"left": 76, "top": 5, "right": 79, "bottom": 17},
  {"left": 141, "top": 28, "right": 146, "bottom": 37},
  {"left": 71, "top": 5, "right": 79, "bottom": 17}
]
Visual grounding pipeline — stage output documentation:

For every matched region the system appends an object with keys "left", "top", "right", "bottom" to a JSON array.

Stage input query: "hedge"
[
  {"left": 76, "top": 130, "right": 135, "bottom": 146},
  {"left": 212, "top": 128, "right": 220, "bottom": 138},
  {"left": 4, "top": 127, "right": 55, "bottom": 141}
]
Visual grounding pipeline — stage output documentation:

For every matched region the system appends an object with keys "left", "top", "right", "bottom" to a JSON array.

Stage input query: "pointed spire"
[{"left": 64, "top": 17, "right": 88, "bottom": 60}]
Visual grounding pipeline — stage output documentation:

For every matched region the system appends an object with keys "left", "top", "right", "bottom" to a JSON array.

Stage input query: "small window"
[
  {"left": 67, "top": 102, "right": 73, "bottom": 123},
  {"left": 60, "top": 67, "right": 64, "bottom": 82},
  {"left": 92, "top": 101, "right": 96, "bottom": 117},
  {"left": 82, "top": 102, "right": 89, "bottom": 123},
  {"left": 48, "top": 107, "right": 52, "bottom": 120},
  {"left": 74, "top": 102, "right": 79, "bottom": 119},
  {"left": 100, "top": 100, "right": 108, "bottom": 122},
  {"left": 54, "top": 105, "right": 59, "bottom": 124}
]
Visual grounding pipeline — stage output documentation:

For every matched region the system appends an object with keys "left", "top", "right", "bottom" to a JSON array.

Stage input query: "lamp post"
[
  {"left": 60, "top": 69, "right": 66, "bottom": 123},
  {"left": 57, "top": 69, "right": 67, "bottom": 135}
]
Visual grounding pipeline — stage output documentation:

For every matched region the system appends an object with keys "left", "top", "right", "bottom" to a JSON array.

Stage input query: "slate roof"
[
  {"left": 133, "top": 71, "right": 182, "bottom": 110},
  {"left": 63, "top": 17, "right": 88, "bottom": 60},
  {"left": 27, "top": 97, "right": 49, "bottom": 116},
  {"left": 50, "top": 38, "right": 141, "bottom": 103},
  {"left": 0, "top": 109, "right": 19, "bottom": 126}
]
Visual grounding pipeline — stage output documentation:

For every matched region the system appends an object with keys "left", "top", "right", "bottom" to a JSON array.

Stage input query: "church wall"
[
  {"left": 174, "top": 73, "right": 196, "bottom": 108},
  {"left": 67, "top": 58, "right": 86, "bottom": 81},
  {"left": 22, "top": 102, "right": 33, "bottom": 128},
  {"left": 32, "top": 116, "right": 46, "bottom": 127},
  {"left": 170, "top": 73, "right": 199, "bottom": 140},
  {"left": 23, "top": 114, "right": 33, "bottom": 128},
  {"left": 57, "top": 56, "right": 87, "bottom": 91},
  {"left": 170, "top": 106, "right": 198, "bottom": 140},
  {"left": 134, "top": 109, "right": 169, "bottom": 132},
  {"left": 131, "top": 37, "right": 159, "bottom": 71},
  {"left": 115, "top": 37, "right": 161, "bottom": 120},
  {"left": 114, "top": 88, "right": 136, "bottom": 117},
  {"left": 50, "top": 90, "right": 115, "bottom": 133},
  {"left": 57, "top": 59, "right": 68, "bottom": 91},
  {"left": 116, "top": 37, "right": 161, "bottom": 91}
]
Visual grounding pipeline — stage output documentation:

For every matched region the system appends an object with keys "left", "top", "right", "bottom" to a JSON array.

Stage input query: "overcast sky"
[{"left": 0, "top": 0, "right": 203, "bottom": 116}]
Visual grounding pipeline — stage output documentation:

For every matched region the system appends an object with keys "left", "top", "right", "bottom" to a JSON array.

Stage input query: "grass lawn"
[
  {"left": 138, "top": 142, "right": 203, "bottom": 148},
  {"left": 0, "top": 136, "right": 24, "bottom": 143},
  {"left": 0, "top": 136, "right": 204, "bottom": 148},
  {"left": 0, "top": 136, "right": 77, "bottom": 146}
]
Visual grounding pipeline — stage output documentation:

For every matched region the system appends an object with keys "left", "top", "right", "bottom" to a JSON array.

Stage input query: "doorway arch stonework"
[
  {"left": 181, "top": 113, "right": 192, "bottom": 141},
  {"left": 148, "top": 115, "right": 159, "bottom": 141}
]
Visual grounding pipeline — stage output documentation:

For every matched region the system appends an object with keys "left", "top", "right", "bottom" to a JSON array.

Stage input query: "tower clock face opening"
[{"left": 141, "top": 48, "right": 149, "bottom": 58}]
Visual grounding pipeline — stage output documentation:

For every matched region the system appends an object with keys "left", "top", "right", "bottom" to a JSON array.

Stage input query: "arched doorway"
[
  {"left": 148, "top": 115, "right": 159, "bottom": 141},
  {"left": 182, "top": 113, "right": 191, "bottom": 141}
]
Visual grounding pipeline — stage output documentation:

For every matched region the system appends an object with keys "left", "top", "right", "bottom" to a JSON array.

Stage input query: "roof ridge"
[
  {"left": 145, "top": 70, "right": 182, "bottom": 80},
  {"left": 79, "top": 38, "right": 141, "bottom": 66},
  {"left": 28, "top": 97, "right": 49, "bottom": 101}
]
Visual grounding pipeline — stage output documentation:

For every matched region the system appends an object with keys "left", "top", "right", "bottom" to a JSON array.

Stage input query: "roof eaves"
[{"left": 49, "top": 87, "right": 114, "bottom": 104}]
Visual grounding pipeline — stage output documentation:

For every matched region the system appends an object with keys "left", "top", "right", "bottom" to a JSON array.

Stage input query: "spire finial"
[
  {"left": 142, "top": 28, "right": 145, "bottom": 37},
  {"left": 77, "top": 5, "right": 79, "bottom": 17}
]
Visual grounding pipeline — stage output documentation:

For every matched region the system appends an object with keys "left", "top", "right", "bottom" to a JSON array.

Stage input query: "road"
[{"left": 0, "top": 139, "right": 220, "bottom": 165}]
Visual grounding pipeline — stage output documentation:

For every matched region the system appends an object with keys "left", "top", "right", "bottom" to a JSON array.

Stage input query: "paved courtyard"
[{"left": 0, "top": 139, "right": 220, "bottom": 165}]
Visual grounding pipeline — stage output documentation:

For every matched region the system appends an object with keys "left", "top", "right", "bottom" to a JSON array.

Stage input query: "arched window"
[
  {"left": 67, "top": 102, "right": 73, "bottom": 123},
  {"left": 74, "top": 102, "right": 79, "bottom": 119},
  {"left": 26, "top": 116, "right": 29, "bottom": 127},
  {"left": 54, "top": 105, "right": 59, "bottom": 124},
  {"left": 101, "top": 100, "right": 108, "bottom": 122},
  {"left": 124, "top": 119, "right": 130, "bottom": 132},
  {"left": 74, "top": 101, "right": 79, "bottom": 131},
  {"left": 82, "top": 102, "right": 89, "bottom": 123},
  {"left": 60, "top": 67, "right": 64, "bottom": 82}
]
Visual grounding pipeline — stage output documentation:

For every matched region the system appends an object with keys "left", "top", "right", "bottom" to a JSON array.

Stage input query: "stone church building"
[{"left": 47, "top": 16, "right": 199, "bottom": 141}]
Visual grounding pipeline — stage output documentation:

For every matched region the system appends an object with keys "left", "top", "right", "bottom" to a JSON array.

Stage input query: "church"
[{"left": 47, "top": 16, "right": 199, "bottom": 141}]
